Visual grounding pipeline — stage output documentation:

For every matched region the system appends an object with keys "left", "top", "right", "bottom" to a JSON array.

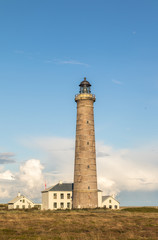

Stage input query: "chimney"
[
  {"left": 59, "top": 180, "right": 63, "bottom": 185},
  {"left": 17, "top": 192, "right": 21, "bottom": 197}
]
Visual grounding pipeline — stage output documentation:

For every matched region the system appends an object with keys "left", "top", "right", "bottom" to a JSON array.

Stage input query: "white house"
[
  {"left": 102, "top": 195, "right": 120, "bottom": 209},
  {"left": 41, "top": 181, "right": 120, "bottom": 210},
  {"left": 8, "top": 193, "right": 34, "bottom": 210},
  {"left": 42, "top": 181, "right": 73, "bottom": 210}
]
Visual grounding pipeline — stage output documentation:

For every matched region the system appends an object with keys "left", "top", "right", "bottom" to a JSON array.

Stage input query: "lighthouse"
[{"left": 73, "top": 77, "right": 98, "bottom": 208}]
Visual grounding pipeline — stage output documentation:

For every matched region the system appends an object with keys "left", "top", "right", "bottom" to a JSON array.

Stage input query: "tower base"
[{"left": 73, "top": 190, "right": 98, "bottom": 209}]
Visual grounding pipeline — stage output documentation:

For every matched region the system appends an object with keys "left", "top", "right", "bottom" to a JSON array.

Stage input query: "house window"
[
  {"left": 23, "top": 199, "right": 25, "bottom": 203},
  {"left": 67, "top": 202, "right": 70, "bottom": 209},
  {"left": 54, "top": 202, "right": 57, "bottom": 208},
  {"left": 88, "top": 186, "right": 90, "bottom": 189},
  {"left": 115, "top": 205, "right": 118, "bottom": 209},
  {"left": 87, "top": 121, "right": 89, "bottom": 124},
  {"left": 109, "top": 205, "right": 112, "bottom": 209},
  {"left": 87, "top": 165, "right": 90, "bottom": 168},
  {"left": 60, "top": 193, "right": 64, "bottom": 199},
  {"left": 67, "top": 193, "right": 70, "bottom": 199},
  {"left": 16, "top": 205, "right": 19, "bottom": 209},
  {"left": 109, "top": 199, "right": 111, "bottom": 203},
  {"left": 87, "top": 142, "right": 89, "bottom": 145},
  {"left": 60, "top": 202, "right": 64, "bottom": 209},
  {"left": 20, "top": 200, "right": 22, "bottom": 202},
  {"left": 22, "top": 205, "right": 25, "bottom": 209},
  {"left": 104, "top": 205, "right": 106, "bottom": 208},
  {"left": 53, "top": 193, "right": 57, "bottom": 199}
]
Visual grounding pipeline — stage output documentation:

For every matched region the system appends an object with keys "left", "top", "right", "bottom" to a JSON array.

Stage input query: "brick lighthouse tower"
[{"left": 73, "top": 77, "right": 98, "bottom": 208}]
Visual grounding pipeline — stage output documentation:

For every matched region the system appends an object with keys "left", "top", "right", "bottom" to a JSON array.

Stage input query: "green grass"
[{"left": 122, "top": 207, "right": 158, "bottom": 213}]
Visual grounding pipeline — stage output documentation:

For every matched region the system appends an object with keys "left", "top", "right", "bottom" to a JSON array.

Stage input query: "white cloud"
[
  {"left": 19, "top": 159, "right": 44, "bottom": 188},
  {"left": 112, "top": 79, "right": 122, "bottom": 85},
  {"left": 0, "top": 159, "right": 45, "bottom": 201},
  {"left": 0, "top": 186, "right": 10, "bottom": 199},
  {"left": 44, "top": 60, "right": 52, "bottom": 63},
  {"left": 21, "top": 137, "right": 74, "bottom": 181},
  {"left": 54, "top": 59, "right": 89, "bottom": 67},
  {"left": 0, "top": 170, "right": 15, "bottom": 180},
  {"left": 96, "top": 141, "right": 158, "bottom": 196}
]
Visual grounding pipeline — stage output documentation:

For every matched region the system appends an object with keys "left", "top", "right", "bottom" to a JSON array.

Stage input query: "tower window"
[
  {"left": 87, "top": 142, "right": 89, "bottom": 145},
  {"left": 87, "top": 165, "right": 90, "bottom": 168},
  {"left": 87, "top": 121, "right": 89, "bottom": 124},
  {"left": 88, "top": 186, "right": 90, "bottom": 189}
]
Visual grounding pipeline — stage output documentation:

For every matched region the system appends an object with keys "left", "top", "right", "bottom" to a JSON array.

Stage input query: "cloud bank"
[
  {"left": 0, "top": 137, "right": 158, "bottom": 202},
  {"left": 0, "top": 159, "right": 44, "bottom": 201},
  {"left": 21, "top": 137, "right": 158, "bottom": 196},
  {"left": 0, "top": 152, "right": 16, "bottom": 164},
  {"left": 97, "top": 142, "right": 158, "bottom": 196}
]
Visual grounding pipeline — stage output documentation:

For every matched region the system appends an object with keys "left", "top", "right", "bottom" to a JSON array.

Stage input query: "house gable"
[
  {"left": 102, "top": 196, "right": 120, "bottom": 209},
  {"left": 8, "top": 194, "right": 34, "bottom": 210}
]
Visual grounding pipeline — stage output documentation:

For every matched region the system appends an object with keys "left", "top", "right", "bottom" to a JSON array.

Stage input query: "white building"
[
  {"left": 41, "top": 181, "right": 120, "bottom": 210},
  {"left": 8, "top": 193, "right": 34, "bottom": 210},
  {"left": 102, "top": 195, "right": 119, "bottom": 209},
  {"left": 42, "top": 182, "right": 73, "bottom": 210}
]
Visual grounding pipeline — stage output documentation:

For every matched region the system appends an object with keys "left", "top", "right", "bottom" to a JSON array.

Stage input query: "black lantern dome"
[{"left": 79, "top": 77, "right": 91, "bottom": 94}]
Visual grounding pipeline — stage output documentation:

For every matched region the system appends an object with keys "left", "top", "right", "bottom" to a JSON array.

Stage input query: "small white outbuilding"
[
  {"left": 8, "top": 193, "right": 34, "bottom": 210},
  {"left": 102, "top": 195, "right": 120, "bottom": 209}
]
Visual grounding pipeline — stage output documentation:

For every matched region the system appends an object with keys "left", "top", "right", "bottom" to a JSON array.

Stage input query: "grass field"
[{"left": 0, "top": 207, "right": 158, "bottom": 240}]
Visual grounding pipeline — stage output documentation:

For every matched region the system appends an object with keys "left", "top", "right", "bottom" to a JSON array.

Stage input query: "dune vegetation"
[{"left": 0, "top": 207, "right": 158, "bottom": 239}]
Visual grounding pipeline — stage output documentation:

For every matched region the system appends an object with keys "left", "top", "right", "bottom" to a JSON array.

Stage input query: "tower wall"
[{"left": 73, "top": 93, "right": 98, "bottom": 208}]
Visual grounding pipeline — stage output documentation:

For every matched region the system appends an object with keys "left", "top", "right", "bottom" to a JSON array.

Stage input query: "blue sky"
[{"left": 0, "top": 0, "right": 158, "bottom": 205}]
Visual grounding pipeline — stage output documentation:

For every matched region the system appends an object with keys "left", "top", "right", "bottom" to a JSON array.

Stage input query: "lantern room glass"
[{"left": 80, "top": 86, "right": 91, "bottom": 94}]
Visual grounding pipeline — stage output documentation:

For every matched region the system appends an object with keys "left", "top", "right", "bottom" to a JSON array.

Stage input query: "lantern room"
[{"left": 79, "top": 77, "right": 91, "bottom": 94}]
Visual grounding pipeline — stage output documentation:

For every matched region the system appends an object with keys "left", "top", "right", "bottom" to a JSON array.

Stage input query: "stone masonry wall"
[{"left": 73, "top": 94, "right": 98, "bottom": 208}]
